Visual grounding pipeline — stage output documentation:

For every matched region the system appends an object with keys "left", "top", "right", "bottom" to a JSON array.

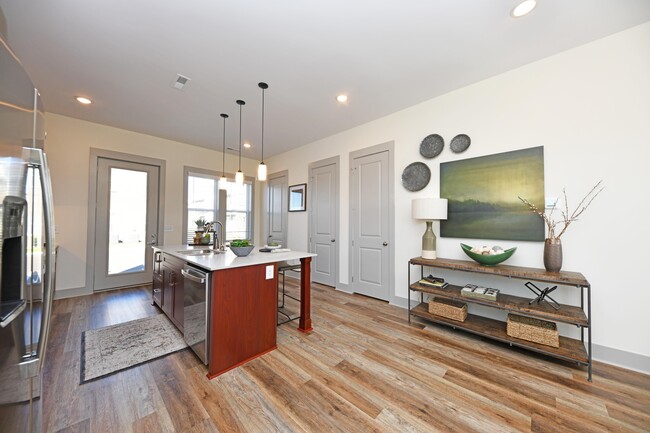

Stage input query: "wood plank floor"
[{"left": 44, "top": 281, "right": 650, "bottom": 433}]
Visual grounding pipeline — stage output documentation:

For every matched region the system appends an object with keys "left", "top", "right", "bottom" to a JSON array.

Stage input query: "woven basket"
[
  {"left": 506, "top": 314, "right": 559, "bottom": 348},
  {"left": 428, "top": 297, "right": 467, "bottom": 322}
]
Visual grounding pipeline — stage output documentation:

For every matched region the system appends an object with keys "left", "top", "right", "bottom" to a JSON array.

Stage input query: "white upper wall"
[{"left": 266, "top": 23, "right": 650, "bottom": 359}]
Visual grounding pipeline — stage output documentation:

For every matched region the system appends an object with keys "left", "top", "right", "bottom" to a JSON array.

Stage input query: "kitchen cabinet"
[
  {"left": 152, "top": 250, "right": 163, "bottom": 307},
  {"left": 208, "top": 263, "right": 277, "bottom": 378},
  {"left": 157, "top": 252, "right": 185, "bottom": 332}
]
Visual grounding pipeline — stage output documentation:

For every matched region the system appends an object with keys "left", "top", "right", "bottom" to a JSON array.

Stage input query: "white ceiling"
[{"left": 1, "top": 1, "right": 649, "bottom": 158}]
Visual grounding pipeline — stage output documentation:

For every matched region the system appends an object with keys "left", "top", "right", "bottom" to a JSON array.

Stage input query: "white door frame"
[
  {"left": 308, "top": 156, "right": 340, "bottom": 288},
  {"left": 86, "top": 148, "right": 166, "bottom": 293},
  {"left": 348, "top": 141, "right": 395, "bottom": 301}
]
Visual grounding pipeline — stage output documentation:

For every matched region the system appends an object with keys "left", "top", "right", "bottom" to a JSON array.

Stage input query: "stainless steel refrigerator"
[{"left": 0, "top": 35, "right": 55, "bottom": 433}]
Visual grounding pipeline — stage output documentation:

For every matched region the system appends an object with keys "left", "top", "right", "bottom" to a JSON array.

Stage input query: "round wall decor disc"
[
  {"left": 401, "top": 162, "right": 431, "bottom": 192},
  {"left": 420, "top": 134, "right": 444, "bottom": 158},
  {"left": 450, "top": 134, "right": 471, "bottom": 153}
]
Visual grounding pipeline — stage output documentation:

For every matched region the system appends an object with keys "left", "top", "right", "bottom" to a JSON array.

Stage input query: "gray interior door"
[
  {"left": 309, "top": 158, "right": 338, "bottom": 287},
  {"left": 267, "top": 172, "right": 288, "bottom": 247},
  {"left": 351, "top": 149, "right": 390, "bottom": 301},
  {"left": 93, "top": 158, "right": 160, "bottom": 291}
]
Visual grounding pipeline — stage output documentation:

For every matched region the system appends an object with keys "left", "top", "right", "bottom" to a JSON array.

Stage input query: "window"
[
  {"left": 184, "top": 169, "right": 254, "bottom": 244},
  {"left": 186, "top": 174, "right": 218, "bottom": 244},
  {"left": 224, "top": 180, "right": 252, "bottom": 241}
]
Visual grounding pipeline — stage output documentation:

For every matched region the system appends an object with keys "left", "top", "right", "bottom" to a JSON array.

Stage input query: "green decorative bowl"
[
  {"left": 460, "top": 243, "right": 516, "bottom": 266},
  {"left": 230, "top": 245, "right": 254, "bottom": 257}
]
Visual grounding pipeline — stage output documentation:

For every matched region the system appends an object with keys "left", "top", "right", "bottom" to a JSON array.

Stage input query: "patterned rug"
[{"left": 80, "top": 314, "right": 187, "bottom": 383}]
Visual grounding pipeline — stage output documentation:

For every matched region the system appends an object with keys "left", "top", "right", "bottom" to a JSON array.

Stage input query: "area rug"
[{"left": 80, "top": 314, "right": 187, "bottom": 383}]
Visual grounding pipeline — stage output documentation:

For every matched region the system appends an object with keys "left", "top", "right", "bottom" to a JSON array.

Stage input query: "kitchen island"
[{"left": 152, "top": 245, "right": 316, "bottom": 378}]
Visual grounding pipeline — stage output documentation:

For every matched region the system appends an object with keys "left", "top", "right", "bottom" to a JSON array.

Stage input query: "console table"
[{"left": 408, "top": 257, "right": 592, "bottom": 381}]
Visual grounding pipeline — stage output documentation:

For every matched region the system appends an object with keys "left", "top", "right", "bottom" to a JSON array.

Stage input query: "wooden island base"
[{"left": 207, "top": 257, "right": 312, "bottom": 378}]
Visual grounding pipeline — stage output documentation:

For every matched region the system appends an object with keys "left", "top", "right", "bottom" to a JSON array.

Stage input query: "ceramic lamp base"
[
  {"left": 421, "top": 221, "right": 438, "bottom": 260},
  {"left": 422, "top": 249, "right": 437, "bottom": 260}
]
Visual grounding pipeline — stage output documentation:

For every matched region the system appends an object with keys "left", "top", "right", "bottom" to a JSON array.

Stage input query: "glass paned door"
[
  {"left": 94, "top": 158, "right": 160, "bottom": 291},
  {"left": 107, "top": 168, "right": 148, "bottom": 275}
]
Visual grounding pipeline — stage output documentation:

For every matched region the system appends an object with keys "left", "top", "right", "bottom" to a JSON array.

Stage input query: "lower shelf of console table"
[
  {"left": 408, "top": 256, "right": 592, "bottom": 381},
  {"left": 410, "top": 303, "right": 588, "bottom": 364}
]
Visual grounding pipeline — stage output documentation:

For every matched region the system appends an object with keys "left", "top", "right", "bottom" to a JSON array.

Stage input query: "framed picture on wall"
[
  {"left": 440, "top": 146, "right": 545, "bottom": 241},
  {"left": 288, "top": 183, "right": 307, "bottom": 212}
]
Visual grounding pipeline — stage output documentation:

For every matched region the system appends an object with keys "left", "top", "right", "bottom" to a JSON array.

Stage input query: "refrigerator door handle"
[{"left": 19, "top": 147, "right": 55, "bottom": 378}]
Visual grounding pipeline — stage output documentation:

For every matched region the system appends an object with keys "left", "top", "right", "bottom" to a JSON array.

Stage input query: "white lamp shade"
[
  {"left": 235, "top": 170, "right": 244, "bottom": 186},
  {"left": 257, "top": 162, "right": 267, "bottom": 181},
  {"left": 412, "top": 198, "right": 448, "bottom": 220},
  {"left": 218, "top": 176, "right": 228, "bottom": 190}
]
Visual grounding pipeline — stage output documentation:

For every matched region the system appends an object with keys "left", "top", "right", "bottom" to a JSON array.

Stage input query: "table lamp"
[{"left": 412, "top": 198, "right": 448, "bottom": 259}]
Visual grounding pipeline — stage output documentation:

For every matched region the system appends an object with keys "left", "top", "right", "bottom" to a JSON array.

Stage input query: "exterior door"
[
  {"left": 93, "top": 158, "right": 160, "bottom": 291},
  {"left": 309, "top": 157, "right": 338, "bottom": 287},
  {"left": 351, "top": 148, "right": 391, "bottom": 301},
  {"left": 266, "top": 171, "right": 288, "bottom": 247}
]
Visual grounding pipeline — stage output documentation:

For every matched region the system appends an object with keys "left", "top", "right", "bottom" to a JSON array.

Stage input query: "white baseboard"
[
  {"left": 53, "top": 286, "right": 92, "bottom": 300},
  {"left": 336, "top": 282, "right": 352, "bottom": 294},
  {"left": 593, "top": 344, "right": 650, "bottom": 375}
]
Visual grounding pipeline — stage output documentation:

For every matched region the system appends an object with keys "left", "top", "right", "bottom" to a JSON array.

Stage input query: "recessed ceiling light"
[
  {"left": 511, "top": 0, "right": 537, "bottom": 17},
  {"left": 336, "top": 94, "right": 348, "bottom": 103},
  {"left": 243, "top": 142, "right": 251, "bottom": 148},
  {"left": 76, "top": 96, "right": 92, "bottom": 105}
]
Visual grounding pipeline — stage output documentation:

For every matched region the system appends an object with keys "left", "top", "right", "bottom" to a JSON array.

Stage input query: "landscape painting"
[{"left": 440, "top": 146, "right": 545, "bottom": 241}]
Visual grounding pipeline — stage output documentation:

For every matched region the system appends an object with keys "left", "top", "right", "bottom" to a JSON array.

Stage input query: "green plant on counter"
[
  {"left": 230, "top": 239, "right": 251, "bottom": 247},
  {"left": 194, "top": 217, "right": 206, "bottom": 230}
]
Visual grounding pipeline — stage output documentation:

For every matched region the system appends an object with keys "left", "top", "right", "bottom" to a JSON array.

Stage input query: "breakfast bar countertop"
[{"left": 153, "top": 244, "right": 316, "bottom": 272}]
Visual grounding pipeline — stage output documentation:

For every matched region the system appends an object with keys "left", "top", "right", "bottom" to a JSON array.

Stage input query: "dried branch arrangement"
[{"left": 519, "top": 181, "right": 604, "bottom": 240}]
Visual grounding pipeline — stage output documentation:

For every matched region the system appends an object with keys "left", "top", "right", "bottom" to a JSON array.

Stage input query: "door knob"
[
  {"left": 383, "top": 242, "right": 388, "bottom": 246},
  {"left": 331, "top": 239, "right": 336, "bottom": 243}
]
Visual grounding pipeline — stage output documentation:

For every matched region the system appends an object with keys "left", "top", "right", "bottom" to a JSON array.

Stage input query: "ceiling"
[{"left": 1, "top": 1, "right": 649, "bottom": 159}]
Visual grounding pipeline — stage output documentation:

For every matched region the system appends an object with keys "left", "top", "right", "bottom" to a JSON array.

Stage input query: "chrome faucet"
[{"left": 207, "top": 221, "right": 225, "bottom": 253}]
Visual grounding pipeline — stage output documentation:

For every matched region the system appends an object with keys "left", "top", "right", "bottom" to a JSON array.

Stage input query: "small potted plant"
[
  {"left": 229, "top": 239, "right": 254, "bottom": 257},
  {"left": 194, "top": 217, "right": 207, "bottom": 232},
  {"left": 193, "top": 217, "right": 207, "bottom": 245}
]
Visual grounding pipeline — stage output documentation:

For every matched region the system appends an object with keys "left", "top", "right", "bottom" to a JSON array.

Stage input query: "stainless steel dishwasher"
[{"left": 181, "top": 264, "right": 211, "bottom": 365}]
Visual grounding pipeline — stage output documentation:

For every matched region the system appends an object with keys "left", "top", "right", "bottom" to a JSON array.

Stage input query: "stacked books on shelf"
[
  {"left": 418, "top": 275, "right": 449, "bottom": 289},
  {"left": 461, "top": 284, "right": 499, "bottom": 301}
]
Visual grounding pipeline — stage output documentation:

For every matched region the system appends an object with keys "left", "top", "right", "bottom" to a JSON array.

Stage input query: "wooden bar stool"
[{"left": 277, "top": 260, "right": 301, "bottom": 325}]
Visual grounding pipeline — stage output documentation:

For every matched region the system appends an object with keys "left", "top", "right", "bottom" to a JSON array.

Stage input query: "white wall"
[
  {"left": 45, "top": 114, "right": 264, "bottom": 295},
  {"left": 266, "top": 23, "right": 650, "bottom": 362}
]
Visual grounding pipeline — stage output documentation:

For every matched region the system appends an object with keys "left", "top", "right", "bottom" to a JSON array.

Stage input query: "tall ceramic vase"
[{"left": 543, "top": 238, "right": 562, "bottom": 272}]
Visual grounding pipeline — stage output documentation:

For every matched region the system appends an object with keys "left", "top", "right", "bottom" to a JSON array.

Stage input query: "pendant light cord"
[
  {"left": 236, "top": 100, "right": 245, "bottom": 171},
  {"left": 258, "top": 82, "right": 268, "bottom": 164},
  {"left": 220, "top": 113, "right": 228, "bottom": 177},
  {"left": 261, "top": 87, "right": 265, "bottom": 163}
]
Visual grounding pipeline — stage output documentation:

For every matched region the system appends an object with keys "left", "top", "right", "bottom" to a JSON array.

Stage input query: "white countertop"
[{"left": 154, "top": 245, "right": 316, "bottom": 271}]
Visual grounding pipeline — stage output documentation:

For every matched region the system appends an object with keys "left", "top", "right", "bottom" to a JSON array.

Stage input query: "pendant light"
[
  {"left": 235, "top": 99, "right": 245, "bottom": 186},
  {"left": 257, "top": 82, "right": 268, "bottom": 181},
  {"left": 219, "top": 113, "right": 229, "bottom": 190}
]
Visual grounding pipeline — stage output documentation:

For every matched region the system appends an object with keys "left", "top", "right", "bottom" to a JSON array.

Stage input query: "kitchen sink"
[{"left": 176, "top": 249, "right": 215, "bottom": 256}]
